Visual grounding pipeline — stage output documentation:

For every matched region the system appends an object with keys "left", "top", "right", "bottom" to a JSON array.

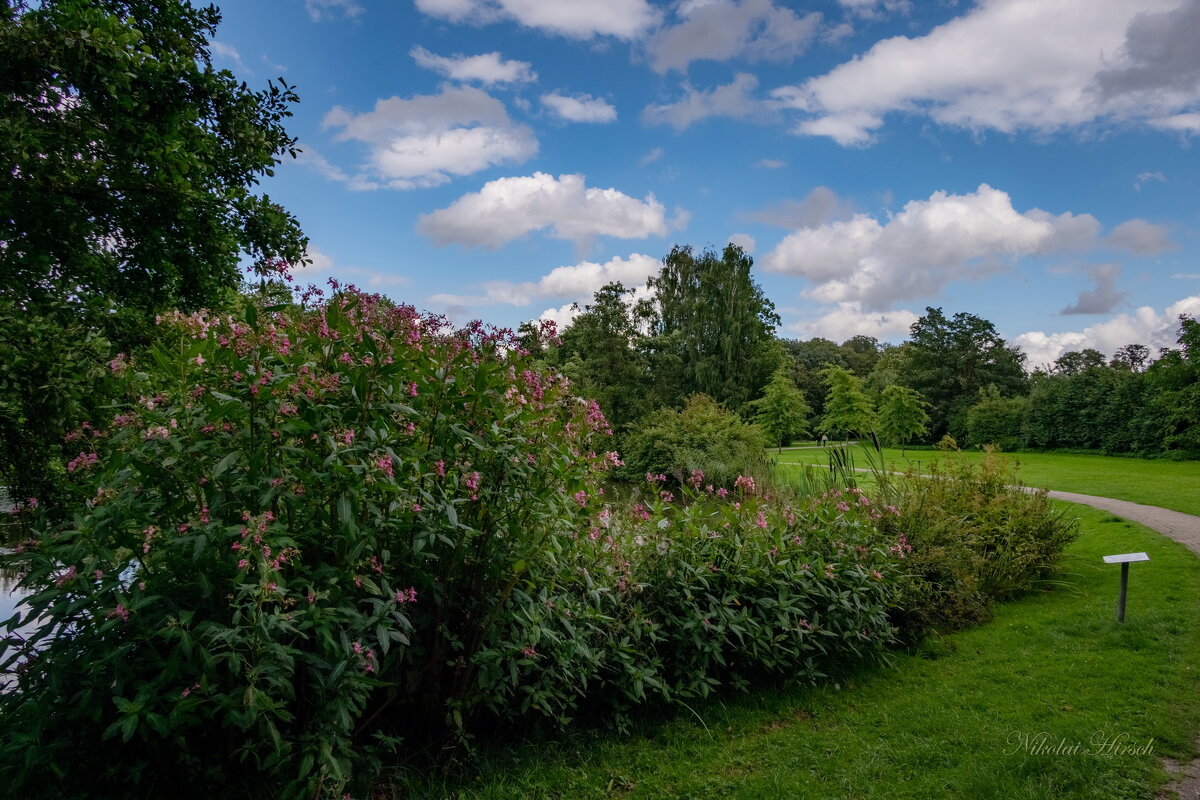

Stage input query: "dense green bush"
[
  {"left": 965, "top": 392, "right": 1028, "bottom": 450},
  {"left": 618, "top": 394, "right": 770, "bottom": 488},
  {"left": 0, "top": 286, "right": 612, "bottom": 799},
  {"left": 875, "top": 451, "right": 1078, "bottom": 639}
]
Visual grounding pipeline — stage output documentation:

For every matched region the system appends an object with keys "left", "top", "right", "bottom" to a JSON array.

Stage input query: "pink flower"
[
  {"left": 66, "top": 451, "right": 99, "bottom": 473},
  {"left": 755, "top": 510, "right": 768, "bottom": 529},
  {"left": 54, "top": 565, "right": 77, "bottom": 587},
  {"left": 107, "top": 604, "right": 130, "bottom": 623},
  {"left": 734, "top": 475, "right": 756, "bottom": 494},
  {"left": 412, "top": 503, "right": 423, "bottom": 513},
  {"left": 521, "top": 646, "right": 538, "bottom": 658},
  {"left": 573, "top": 490, "right": 588, "bottom": 508},
  {"left": 194, "top": 354, "right": 205, "bottom": 366},
  {"left": 434, "top": 459, "right": 446, "bottom": 477},
  {"left": 376, "top": 456, "right": 394, "bottom": 478},
  {"left": 836, "top": 502, "right": 850, "bottom": 513},
  {"left": 408, "top": 382, "right": 419, "bottom": 397}
]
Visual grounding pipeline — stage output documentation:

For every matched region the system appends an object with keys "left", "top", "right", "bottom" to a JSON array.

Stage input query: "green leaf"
[{"left": 213, "top": 451, "right": 240, "bottom": 476}]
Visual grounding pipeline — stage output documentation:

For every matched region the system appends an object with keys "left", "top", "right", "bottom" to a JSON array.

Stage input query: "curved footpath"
[{"left": 1037, "top": 489, "right": 1200, "bottom": 555}]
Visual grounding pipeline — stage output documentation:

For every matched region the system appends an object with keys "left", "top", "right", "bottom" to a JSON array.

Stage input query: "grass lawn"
[
  {"left": 386, "top": 504, "right": 1200, "bottom": 799},
  {"left": 773, "top": 445, "right": 1200, "bottom": 517}
]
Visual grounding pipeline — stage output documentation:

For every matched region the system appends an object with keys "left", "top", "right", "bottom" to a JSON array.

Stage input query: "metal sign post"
[{"left": 1101, "top": 552, "right": 1150, "bottom": 622}]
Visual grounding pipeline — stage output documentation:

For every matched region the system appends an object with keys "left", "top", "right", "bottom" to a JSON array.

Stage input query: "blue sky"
[{"left": 214, "top": 0, "right": 1200, "bottom": 368}]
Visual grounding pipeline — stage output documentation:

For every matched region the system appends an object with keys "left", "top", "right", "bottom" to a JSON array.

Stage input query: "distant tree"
[
  {"left": 555, "top": 282, "right": 657, "bottom": 434},
  {"left": 817, "top": 365, "right": 876, "bottom": 440},
  {"left": 779, "top": 336, "right": 846, "bottom": 417},
  {"left": 1143, "top": 316, "right": 1200, "bottom": 453},
  {"left": 965, "top": 387, "right": 1029, "bottom": 451},
  {"left": 1053, "top": 349, "right": 1106, "bottom": 376},
  {"left": 838, "top": 335, "right": 882, "bottom": 377},
  {"left": 646, "top": 243, "right": 781, "bottom": 411},
  {"left": 1110, "top": 343, "right": 1151, "bottom": 372},
  {"left": 750, "top": 368, "right": 811, "bottom": 451},
  {"left": 877, "top": 385, "right": 930, "bottom": 450},
  {"left": 902, "top": 308, "right": 1028, "bottom": 440},
  {"left": 864, "top": 342, "right": 911, "bottom": 396},
  {"left": 0, "top": 0, "right": 307, "bottom": 509}
]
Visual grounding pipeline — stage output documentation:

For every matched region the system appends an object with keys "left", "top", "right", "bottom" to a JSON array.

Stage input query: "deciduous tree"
[
  {"left": 646, "top": 243, "right": 781, "bottom": 411},
  {"left": 877, "top": 385, "right": 930, "bottom": 450},
  {"left": 902, "top": 307, "right": 1027, "bottom": 440},
  {"left": 750, "top": 368, "right": 811, "bottom": 451},
  {"left": 817, "top": 365, "right": 876, "bottom": 440},
  {"left": 0, "top": 0, "right": 307, "bottom": 507}
]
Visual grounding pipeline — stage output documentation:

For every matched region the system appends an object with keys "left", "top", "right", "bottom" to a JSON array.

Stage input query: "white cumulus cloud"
[
  {"left": 643, "top": 73, "right": 768, "bottom": 130},
  {"left": 305, "top": 0, "right": 364, "bottom": 22},
  {"left": 321, "top": 85, "right": 536, "bottom": 189},
  {"left": 763, "top": 184, "right": 1108, "bottom": 310},
  {"left": 417, "top": 172, "right": 686, "bottom": 249},
  {"left": 1015, "top": 294, "right": 1200, "bottom": 368},
  {"left": 430, "top": 253, "right": 661, "bottom": 307},
  {"left": 645, "top": 0, "right": 821, "bottom": 74},
  {"left": 1106, "top": 218, "right": 1176, "bottom": 255},
  {"left": 773, "top": 0, "right": 1200, "bottom": 146},
  {"left": 410, "top": 46, "right": 536, "bottom": 85},
  {"left": 413, "top": 0, "right": 660, "bottom": 39},
  {"left": 787, "top": 302, "right": 919, "bottom": 342},
  {"left": 541, "top": 92, "right": 617, "bottom": 123}
]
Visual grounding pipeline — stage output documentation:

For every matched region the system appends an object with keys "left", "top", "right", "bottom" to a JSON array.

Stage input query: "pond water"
[{"left": 1, "top": 549, "right": 32, "bottom": 691}]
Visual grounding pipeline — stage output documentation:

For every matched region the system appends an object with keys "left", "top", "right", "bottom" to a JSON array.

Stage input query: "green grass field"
[
  {"left": 773, "top": 444, "right": 1200, "bottom": 517},
  {"left": 388, "top": 505, "right": 1200, "bottom": 799}
]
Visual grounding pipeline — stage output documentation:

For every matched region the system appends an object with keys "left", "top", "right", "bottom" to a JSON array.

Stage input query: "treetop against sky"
[{"left": 215, "top": 0, "right": 1200, "bottom": 367}]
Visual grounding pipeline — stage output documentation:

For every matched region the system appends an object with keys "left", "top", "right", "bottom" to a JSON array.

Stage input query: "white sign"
[{"left": 1102, "top": 552, "right": 1150, "bottom": 564}]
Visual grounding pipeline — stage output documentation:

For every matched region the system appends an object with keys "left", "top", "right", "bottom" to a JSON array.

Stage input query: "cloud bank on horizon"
[{"left": 216, "top": 0, "right": 1200, "bottom": 366}]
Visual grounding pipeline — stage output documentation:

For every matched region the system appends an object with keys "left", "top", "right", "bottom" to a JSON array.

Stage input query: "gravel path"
[{"left": 1039, "top": 489, "right": 1200, "bottom": 556}]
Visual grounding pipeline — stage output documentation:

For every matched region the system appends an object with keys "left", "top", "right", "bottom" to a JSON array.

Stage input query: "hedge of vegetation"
[{"left": 0, "top": 289, "right": 1077, "bottom": 800}]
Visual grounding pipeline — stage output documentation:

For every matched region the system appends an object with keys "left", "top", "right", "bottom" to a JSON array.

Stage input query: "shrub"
[
  {"left": 473, "top": 473, "right": 905, "bottom": 728},
  {"left": 0, "top": 287, "right": 614, "bottom": 799},
  {"left": 874, "top": 451, "right": 1078, "bottom": 639},
  {"left": 619, "top": 394, "right": 769, "bottom": 488},
  {"left": 965, "top": 394, "right": 1029, "bottom": 451}
]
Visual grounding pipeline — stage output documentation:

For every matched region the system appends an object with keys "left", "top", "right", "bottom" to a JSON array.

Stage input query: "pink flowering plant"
[
  {"left": 0, "top": 285, "right": 613, "bottom": 799},
  {"left": 470, "top": 471, "right": 906, "bottom": 729}
]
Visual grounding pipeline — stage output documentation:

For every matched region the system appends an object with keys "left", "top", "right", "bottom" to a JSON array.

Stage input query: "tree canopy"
[
  {"left": 2, "top": 0, "right": 306, "bottom": 327},
  {"left": 645, "top": 243, "right": 781, "bottom": 411},
  {"left": 750, "top": 368, "right": 811, "bottom": 451},
  {"left": 877, "top": 385, "right": 930, "bottom": 449},
  {"left": 0, "top": 0, "right": 307, "bottom": 506},
  {"left": 817, "top": 365, "right": 876, "bottom": 439},
  {"left": 901, "top": 307, "right": 1027, "bottom": 439}
]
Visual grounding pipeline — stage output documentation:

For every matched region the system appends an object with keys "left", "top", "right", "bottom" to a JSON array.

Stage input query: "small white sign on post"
[
  {"left": 1102, "top": 552, "right": 1150, "bottom": 622},
  {"left": 1102, "top": 552, "right": 1150, "bottom": 564}
]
